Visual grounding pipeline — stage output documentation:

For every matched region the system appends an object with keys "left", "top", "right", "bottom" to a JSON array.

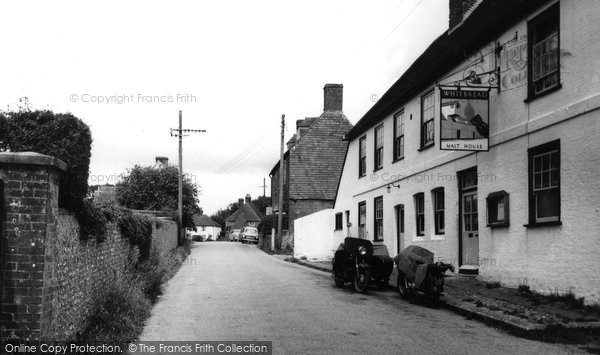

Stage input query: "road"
[{"left": 138, "top": 242, "right": 582, "bottom": 354}]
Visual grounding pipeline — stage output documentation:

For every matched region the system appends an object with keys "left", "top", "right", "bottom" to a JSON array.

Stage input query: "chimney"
[
  {"left": 245, "top": 194, "right": 252, "bottom": 203},
  {"left": 238, "top": 198, "right": 244, "bottom": 208},
  {"left": 155, "top": 156, "right": 169, "bottom": 166},
  {"left": 324, "top": 84, "right": 343, "bottom": 112},
  {"left": 449, "top": 0, "right": 480, "bottom": 31}
]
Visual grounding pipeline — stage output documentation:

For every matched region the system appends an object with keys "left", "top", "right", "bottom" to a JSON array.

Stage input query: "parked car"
[
  {"left": 240, "top": 226, "right": 259, "bottom": 244},
  {"left": 230, "top": 229, "right": 241, "bottom": 242}
]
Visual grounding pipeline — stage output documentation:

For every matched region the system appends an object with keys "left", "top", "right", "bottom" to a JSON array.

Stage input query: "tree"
[
  {"left": 0, "top": 110, "right": 92, "bottom": 211},
  {"left": 115, "top": 164, "right": 202, "bottom": 228},
  {"left": 210, "top": 202, "right": 238, "bottom": 229}
]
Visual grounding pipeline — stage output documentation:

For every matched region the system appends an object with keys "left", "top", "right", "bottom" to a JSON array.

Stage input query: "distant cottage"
[{"left": 225, "top": 194, "right": 265, "bottom": 231}]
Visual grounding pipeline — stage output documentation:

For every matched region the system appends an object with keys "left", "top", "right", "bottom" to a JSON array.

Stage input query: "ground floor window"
[
  {"left": 432, "top": 187, "right": 445, "bottom": 234},
  {"left": 528, "top": 140, "right": 560, "bottom": 224},
  {"left": 414, "top": 193, "right": 425, "bottom": 236},
  {"left": 374, "top": 196, "right": 383, "bottom": 241},
  {"left": 358, "top": 201, "right": 366, "bottom": 238},
  {"left": 335, "top": 212, "right": 343, "bottom": 230}
]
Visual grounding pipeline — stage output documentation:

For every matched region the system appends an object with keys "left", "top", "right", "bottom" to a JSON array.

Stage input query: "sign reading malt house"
[{"left": 440, "top": 89, "right": 490, "bottom": 151}]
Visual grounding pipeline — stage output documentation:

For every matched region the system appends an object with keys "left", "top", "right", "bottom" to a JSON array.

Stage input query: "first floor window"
[
  {"left": 359, "top": 136, "right": 367, "bottom": 177},
  {"left": 528, "top": 140, "right": 560, "bottom": 224},
  {"left": 421, "top": 91, "right": 435, "bottom": 148},
  {"left": 414, "top": 193, "right": 425, "bottom": 236},
  {"left": 394, "top": 110, "right": 405, "bottom": 160},
  {"left": 374, "top": 196, "right": 383, "bottom": 241},
  {"left": 358, "top": 201, "right": 367, "bottom": 239},
  {"left": 335, "top": 213, "right": 343, "bottom": 230},
  {"left": 528, "top": 3, "right": 560, "bottom": 98},
  {"left": 432, "top": 188, "right": 445, "bottom": 234},
  {"left": 374, "top": 125, "right": 384, "bottom": 170}
]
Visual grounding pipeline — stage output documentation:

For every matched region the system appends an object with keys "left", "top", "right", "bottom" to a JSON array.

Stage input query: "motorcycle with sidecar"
[
  {"left": 394, "top": 245, "right": 454, "bottom": 302},
  {"left": 332, "top": 237, "right": 394, "bottom": 293}
]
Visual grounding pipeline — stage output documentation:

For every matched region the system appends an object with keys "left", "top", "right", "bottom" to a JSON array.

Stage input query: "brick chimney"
[
  {"left": 245, "top": 194, "right": 252, "bottom": 203},
  {"left": 324, "top": 84, "right": 343, "bottom": 112},
  {"left": 449, "top": 0, "right": 481, "bottom": 31},
  {"left": 155, "top": 156, "right": 169, "bottom": 166},
  {"left": 238, "top": 198, "right": 244, "bottom": 208}
]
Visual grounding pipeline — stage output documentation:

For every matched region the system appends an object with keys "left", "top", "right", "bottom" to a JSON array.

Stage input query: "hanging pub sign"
[{"left": 439, "top": 88, "right": 490, "bottom": 151}]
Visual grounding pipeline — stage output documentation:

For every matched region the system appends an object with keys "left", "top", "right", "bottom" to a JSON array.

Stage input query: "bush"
[{"left": 0, "top": 110, "right": 92, "bottom": 211}]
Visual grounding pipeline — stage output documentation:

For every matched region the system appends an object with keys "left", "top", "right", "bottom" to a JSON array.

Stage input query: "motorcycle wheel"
[
  {"left": 397, "top": 272, "right": 413, "bottom": 300},
  {"left": 353, "top": 267, "right": 371, "bottom": 293}
]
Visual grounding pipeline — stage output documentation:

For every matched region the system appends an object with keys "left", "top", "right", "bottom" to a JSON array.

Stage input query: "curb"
[{"left": 283, "top": 257, "right": 600, "bottom": 338}]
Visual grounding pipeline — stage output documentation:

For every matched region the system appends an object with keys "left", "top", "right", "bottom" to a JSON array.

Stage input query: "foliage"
[
  {"left": 0, "top": 110, "right": 92, "bottom": 211},
  {"left": 77, "top": 200, "right": 153, "bottom": 259},
  {"left": 115, "top": 164, "right": 201, "bottom": 229},
  {"left": 210, "top": 201, "right": 239, "bottom": 229}
]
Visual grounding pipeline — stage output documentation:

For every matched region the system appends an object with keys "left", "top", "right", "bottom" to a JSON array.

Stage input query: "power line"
[{"left": 385, "top": 0, "right": 426, "bottom": 40}]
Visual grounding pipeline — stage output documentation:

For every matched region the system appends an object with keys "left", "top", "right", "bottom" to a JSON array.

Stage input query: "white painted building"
[
  {"left": 190, "top": 214, "right": 222, "bottom": 241},
  {"left": 332, "top": 0, "right": 600, "bottom": 303}
]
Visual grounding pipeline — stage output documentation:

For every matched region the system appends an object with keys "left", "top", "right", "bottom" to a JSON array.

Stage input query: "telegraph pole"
[
  {"left": 277, "top": 114, "right": 285, "bottom": 249},
  {"left": 170, "top": 110, "right": 206, "bottom": 246},
  {"left": 259, "top": 177, "right": 268, "bottom": 198}
]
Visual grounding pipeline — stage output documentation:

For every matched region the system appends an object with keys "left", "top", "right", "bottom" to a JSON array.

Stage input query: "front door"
[
  {"left": 461, "top": 191, "right": 479, "bottom": 264},
  {"left": 459, "top": 168, "right": 479, "bottom": 268},
  {"left": 395, "top": 204, "right": 404, "bottom": 254}
]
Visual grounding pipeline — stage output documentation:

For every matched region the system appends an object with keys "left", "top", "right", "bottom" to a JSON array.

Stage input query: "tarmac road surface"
[{"left": 138, "top": 242, "right": 583, "bottom": 354}]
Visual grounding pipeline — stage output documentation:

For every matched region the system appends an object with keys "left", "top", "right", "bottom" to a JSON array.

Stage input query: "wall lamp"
[{"left": 386, "top": 182, "right": 401, "bottom": 193}]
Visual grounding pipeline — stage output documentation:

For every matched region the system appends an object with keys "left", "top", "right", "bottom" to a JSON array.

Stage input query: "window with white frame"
[
  {"left": 374, "top": 125, "right": 384, "bottom": 170},
  {"left": 414, "top": 193, "right": 425, "bottom": 236},
  {"left": 528, "top": 3, "right": 560, "bottom": 98},
  {"left": 374, "top": 196, "right": 383, "bottom": 241},
  {"left": 421, "top": 91, "right": 435, "bottom": 148},
  {"left": 393, "top": 110, "right": 404, "bottom": 161},
  {"left": 432, "top": 188, "right": 445, "bottom": 235},
  {"left": 528, "top": 140, "right": 560, "bottom": 224},
  {"left": 359, "top": 136, "right": 367, "bottom": 177}
]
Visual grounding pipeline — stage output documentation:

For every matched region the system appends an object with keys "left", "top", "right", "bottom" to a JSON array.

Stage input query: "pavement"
[
  {"left": 283, "top": 256, "right": 600, "bottom": 349},
  {"left": 137, "top": 242, "right": 587, "bottom": 354}
]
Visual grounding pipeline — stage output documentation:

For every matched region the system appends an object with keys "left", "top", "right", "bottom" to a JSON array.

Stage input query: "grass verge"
[{"left": 79, "top": 243, "right": 191, "bottom": 345}]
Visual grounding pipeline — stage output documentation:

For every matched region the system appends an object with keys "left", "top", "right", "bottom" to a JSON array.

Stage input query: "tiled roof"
[
  {"left": 345, "top": 0, "right": 550, "bottom": 141},
  {"left": 192, "top": 214, "right": 221, "bottom": 227},
  {"left": 289, "top": 110, "right": 353, "bottom": 200},
  {"left": 225, "top": 202, "right": 266, "bottom": 223}
]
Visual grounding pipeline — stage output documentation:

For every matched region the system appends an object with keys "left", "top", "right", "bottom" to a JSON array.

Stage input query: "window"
[
  {"left": 420, "top": 91, "right": 435, "bottom": 148},
  {"left": 374, "top": 196, "right": 383, "bottom": 241},
  {"left": 335, "top": 212, "right": 343, "bottom": 230},
  {"left": 432, "top": 188, "right": 445, "bottom": 234},
  {"left": 345, "top": 210, "right": 350, "bottom": 228},
  {"left": 359, "top": 136, "right": 367, "bottom": 177},
  {"left": 358, "top": 201, "right": 366, "bottom": 238},
  {"left": 528, "top": 3, "right": 560, "bottom": 99},
  {"left": 374, "top": 125, "right": 384, "bottom": 170},
  {"left": 528, "top": 140, "right": 560, "bottom": 225},
  {"left": 393, "top": 110, "right": 405, "bottom": 161},
  {"left": 414, "top": 193, "right": 425, "bottom": 236}
]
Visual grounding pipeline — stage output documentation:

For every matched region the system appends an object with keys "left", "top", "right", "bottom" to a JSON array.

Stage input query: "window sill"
[
  {"left": 358, "top": 174, "right": 366, "bottom": 179},
  {"left": 524, "top": 84, "right": 562, "bottom": 103},
  {"left": 413, "top": 235, "right": 426, "bottom": 241},
  {"left": 523, "top": 221, "right": 562, "bottom": 228},
  {"left": 392, "top": 157, "right": 404, "bottom": 164},
  {"left": 373, "top": 167, "right": 383, "bottom": 172},
  {"left": 334, "top": 228, "right": 343, "bottom": 231},
  {"left": 431, "top": 234, "right": 445, "bottom": 241},
  {"left": 488, "top": 222, "right": 509, "bottom": 228},
  {"left": 418, "top": 143, "right": 434, "bottom": 152}
]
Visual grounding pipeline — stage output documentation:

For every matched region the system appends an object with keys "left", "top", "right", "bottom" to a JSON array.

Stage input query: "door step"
[{"left": 458, "top": 265, "right": 479, "bottom": 275}]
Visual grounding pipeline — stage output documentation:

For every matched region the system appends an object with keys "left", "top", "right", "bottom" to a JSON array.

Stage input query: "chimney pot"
[
  {"left": 324, "top": 84, "right": 343, "bottom": 112},
  {"left": 238, "top": 198, "right": 244, "bottom": 207},
  {"left": 245, "top": 194, "right": 251, "bottom": 203}
]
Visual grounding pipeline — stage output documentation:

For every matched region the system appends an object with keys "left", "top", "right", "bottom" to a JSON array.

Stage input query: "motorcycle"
[
  {"left": 332, "top": 237, "right": 394, "bottom": 293},
  {"left": 394, "top": 245, "right": 454, "bottom": 302}
]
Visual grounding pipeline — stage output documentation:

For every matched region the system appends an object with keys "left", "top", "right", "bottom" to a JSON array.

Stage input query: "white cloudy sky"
[{"left": 0, "top": 0, "right": 448, "bottom": 215}]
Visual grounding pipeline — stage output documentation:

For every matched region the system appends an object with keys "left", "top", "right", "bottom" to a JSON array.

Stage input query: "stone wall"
[{"left": 0, "top": 152, "right": 179, "bottom": 341}]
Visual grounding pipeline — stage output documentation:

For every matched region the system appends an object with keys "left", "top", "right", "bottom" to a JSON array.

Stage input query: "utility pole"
[
  {"left": 277, "top": 114, "right": 285, "bottom": 250},
  {"left": 170, "top": 110, "right": 206, "bottom": 246},
  {"left": 259, "top": 177, "right": 268, "bottom": 198}
]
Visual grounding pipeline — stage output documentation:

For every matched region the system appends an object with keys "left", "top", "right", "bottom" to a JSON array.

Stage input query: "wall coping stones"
[{"left": 0, "top": 152, "right": 68, "bottom": 171}]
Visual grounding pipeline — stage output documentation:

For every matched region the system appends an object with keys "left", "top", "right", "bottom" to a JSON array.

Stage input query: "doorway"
[
  {"left": 458, "top": 168, "right": 479, "bottom": 274},
  {"left": 395, "top": 204, "right": 404, "bottom": 254}
]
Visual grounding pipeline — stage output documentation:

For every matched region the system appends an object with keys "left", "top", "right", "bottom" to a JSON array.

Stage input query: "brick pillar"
[{"left": 0, "top": 152, "right": 67, "bottom": 341}]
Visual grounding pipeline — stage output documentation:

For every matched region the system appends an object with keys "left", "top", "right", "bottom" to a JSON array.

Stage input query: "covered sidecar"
[{"left": 393, "top": 245, "right": 434, "bottom": 289}]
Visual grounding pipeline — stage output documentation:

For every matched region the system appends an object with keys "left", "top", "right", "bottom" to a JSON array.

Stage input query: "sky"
[{"left": 0, "top": 0, "right": 449, "bottom": 215}]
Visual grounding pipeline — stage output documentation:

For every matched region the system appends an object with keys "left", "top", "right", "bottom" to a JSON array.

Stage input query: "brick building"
[
  {"left": 225, "top": 194, "right": 265, "bottom": 231},
  {"left": 270, "top": 84, "right": 353, "bottom": 240}
]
